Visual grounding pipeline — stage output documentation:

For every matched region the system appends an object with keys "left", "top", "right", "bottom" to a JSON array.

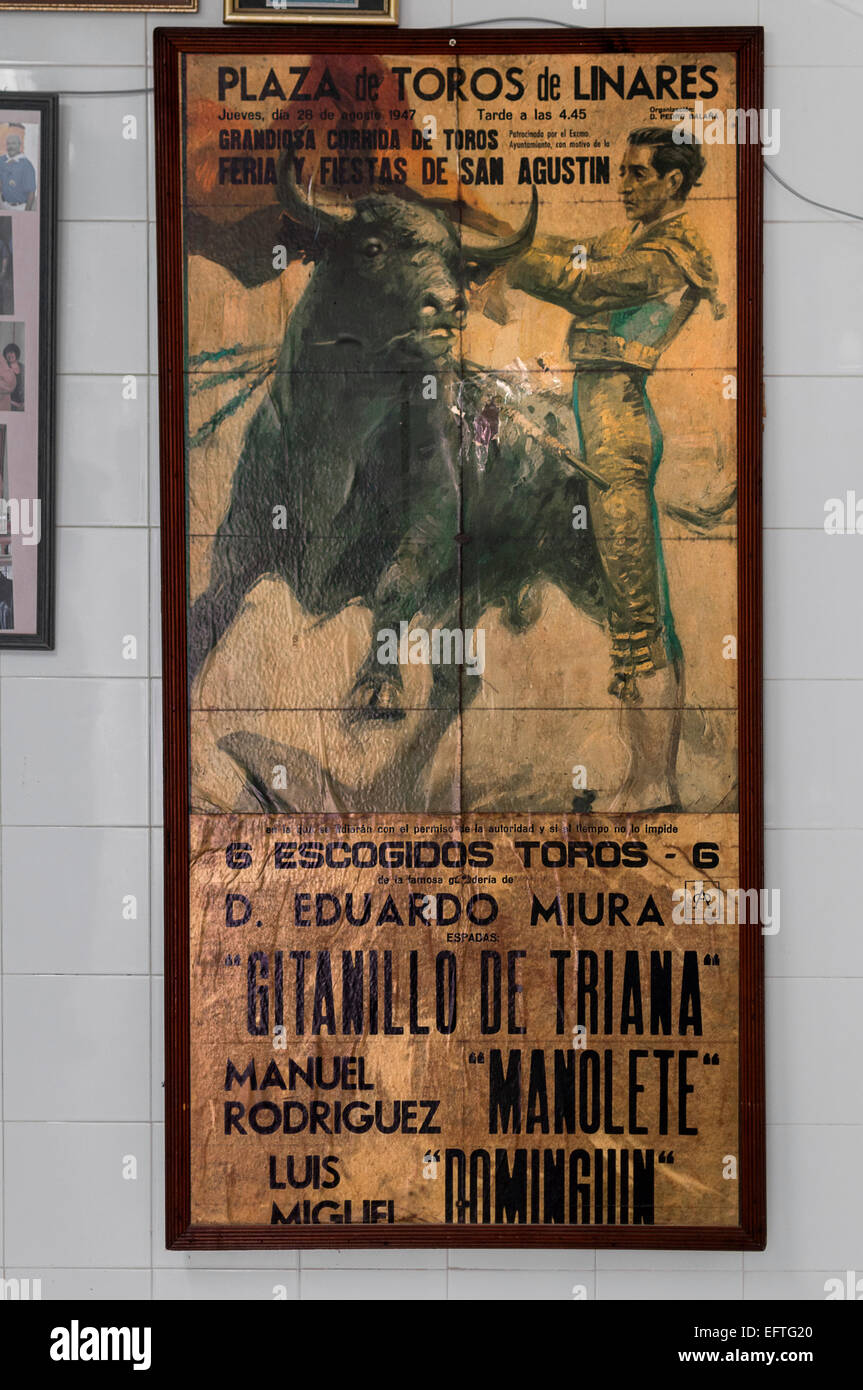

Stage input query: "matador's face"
[{"left": 619, "top": 144, "right": 682, "bottom": 226}]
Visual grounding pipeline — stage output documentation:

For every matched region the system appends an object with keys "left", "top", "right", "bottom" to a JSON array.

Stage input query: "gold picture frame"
[{"left": 224, "top": 0, "right": 398, "bottom": 24}]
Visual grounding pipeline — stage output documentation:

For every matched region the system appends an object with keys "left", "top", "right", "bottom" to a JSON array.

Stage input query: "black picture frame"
[{"left": 0, "top": 94, "right": 57, "bottom": 650}]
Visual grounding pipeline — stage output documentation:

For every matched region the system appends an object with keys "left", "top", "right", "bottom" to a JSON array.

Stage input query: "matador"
[{"left": 507, "top": 127, "right": 724, "bottom": 703}]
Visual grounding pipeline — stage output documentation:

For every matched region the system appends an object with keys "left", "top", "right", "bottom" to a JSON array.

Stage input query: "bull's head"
[
  {"left": 275, "top": 155, "right": 537, "bottom": 366},
  {"left": 187, "top": 154, "right": 537, "bottom": 370}
]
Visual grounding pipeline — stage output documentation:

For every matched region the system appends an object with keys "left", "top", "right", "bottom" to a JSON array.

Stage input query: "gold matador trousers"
[{"left": 573, "top": 370, "right": 681, "bottom": 699}]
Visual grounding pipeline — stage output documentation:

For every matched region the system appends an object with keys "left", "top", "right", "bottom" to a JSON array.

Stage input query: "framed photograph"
[
  {"left": 155, "top": 25, "right": 764, "bottom": 1249},
  {"left": 224, "top": 0, "right": 398, "bottom": 25},
  {"left": 0, "top": 96, "right": 56, "bottom": 649},
  {"left": 0, "top": 1, "right": 196, "bottom": 12}
]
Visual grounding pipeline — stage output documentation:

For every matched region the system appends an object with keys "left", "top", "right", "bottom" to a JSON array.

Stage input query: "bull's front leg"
[
  {"left": 348, "top": 565, "right": 426, "bottom": 721},
  {"left": 348, "top": 526, "right": 459, "bottom": 721},
  {"left": 348, "top": 633, "right": 407, "bottom": 719},
  {"left": 189, "top": 575, "right": 246, "bottom": 686},
  {"left": 188, "top": 531, "right": 274, "bottom": 685}
]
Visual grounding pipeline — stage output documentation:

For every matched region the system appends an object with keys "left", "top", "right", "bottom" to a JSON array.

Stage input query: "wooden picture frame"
[
  {"left": 156, "top": 25, "right": 764, "bottom": 1250},
  {"left": 0, "top": 94, "right": 57, "bottom": 650}
]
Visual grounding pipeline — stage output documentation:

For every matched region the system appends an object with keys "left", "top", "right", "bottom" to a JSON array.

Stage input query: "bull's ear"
[
  {"left": 461, "top": 257, "right": 510, "bottom": 289},
  {"left": 470, "top": 269, "right": 515, "bottom": 323},
  {"left": 185, "top": 205, "right": 325, "bottom": 288}
]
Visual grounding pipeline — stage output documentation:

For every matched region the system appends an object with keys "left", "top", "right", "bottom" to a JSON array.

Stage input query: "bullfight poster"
[{"left": 155, "top": 26, "right": 764, "bottom": 1248}]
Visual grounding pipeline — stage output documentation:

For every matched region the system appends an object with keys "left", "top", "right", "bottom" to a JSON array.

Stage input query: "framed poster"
[
  {"left": 0, "top": 1, "right": 196, "bottom": 12},
  {"left": 0, "top": 96, "right": 56, "bottom": 649},
  {"left": 224, "top": 0, "right": 398, "bottom": 25},
  {"left": 156, "top": 25, "right": 764, "bottom": 1249}
]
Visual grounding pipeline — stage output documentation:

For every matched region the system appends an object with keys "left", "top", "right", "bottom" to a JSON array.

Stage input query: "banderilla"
[{"left": 504, "top": 405, "right": 610, "bottom": 492}]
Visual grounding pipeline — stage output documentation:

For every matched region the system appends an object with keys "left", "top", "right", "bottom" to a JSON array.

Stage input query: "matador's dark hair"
[{"left": 626, "top": 127, "right": 706, "bottom": 199}]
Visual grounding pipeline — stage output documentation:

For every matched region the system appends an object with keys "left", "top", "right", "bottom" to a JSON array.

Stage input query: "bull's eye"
[{"left": 362, "top": 238, "right": 384, "bottom": 259}]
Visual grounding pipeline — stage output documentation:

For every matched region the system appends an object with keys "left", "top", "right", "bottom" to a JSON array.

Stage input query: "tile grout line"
[{"left": 144, "top": 26, "right": 155, "bottom": 1303}]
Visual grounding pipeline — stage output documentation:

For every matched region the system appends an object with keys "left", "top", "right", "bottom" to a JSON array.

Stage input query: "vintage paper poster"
[{"left": 157, "top": 29, "right": 764, "bottom": 1246}]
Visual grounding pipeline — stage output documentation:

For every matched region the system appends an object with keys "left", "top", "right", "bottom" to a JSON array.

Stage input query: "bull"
[{"left": 186, "top": 157, "right": 605, "bottom": 756}]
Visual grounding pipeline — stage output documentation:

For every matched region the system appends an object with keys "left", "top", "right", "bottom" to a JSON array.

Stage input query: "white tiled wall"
[{"left": 1, "top": 0, "right": 861, "bottom": 1302}]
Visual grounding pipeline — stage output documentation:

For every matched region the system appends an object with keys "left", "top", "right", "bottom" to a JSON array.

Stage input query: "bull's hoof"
[
  {"left": 503, "top": 583, "right": 542, "bottom": 634},
  {"left": 345, "top": 677, "right": 407, "bottom": 723}
]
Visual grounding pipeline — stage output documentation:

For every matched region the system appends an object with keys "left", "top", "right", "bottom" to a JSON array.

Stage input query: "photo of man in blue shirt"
[{"left": 0, "top": 128, "right": 37, "bottom": 212}]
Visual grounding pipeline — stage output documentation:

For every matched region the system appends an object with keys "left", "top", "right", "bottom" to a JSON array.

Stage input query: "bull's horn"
[
  {"left": 461, "top": 188, "right": 538, "bottom": 265},
  {"left": 275, "top": 149, "right": 346, "bottom": 236}
]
